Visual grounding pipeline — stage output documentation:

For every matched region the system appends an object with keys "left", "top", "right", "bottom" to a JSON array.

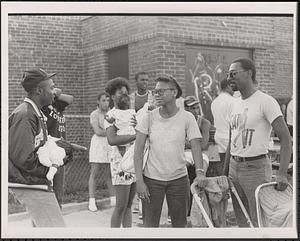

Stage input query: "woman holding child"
[{"left": 104, "top": 77, "right": 137, "bottom": 228}]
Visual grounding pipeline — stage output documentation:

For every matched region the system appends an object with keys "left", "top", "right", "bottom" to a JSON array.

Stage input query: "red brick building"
[{"left": 8, "top": 15, "right": 294, "bottom": 193}]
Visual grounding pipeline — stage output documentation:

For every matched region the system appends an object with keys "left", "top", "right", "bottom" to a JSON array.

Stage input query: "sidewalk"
[
  {"left": 8, "top": 196, "right": 234, "bottom": 228},
  {"left": 8, "top": 196, "right": 171, "bottom": 228}
]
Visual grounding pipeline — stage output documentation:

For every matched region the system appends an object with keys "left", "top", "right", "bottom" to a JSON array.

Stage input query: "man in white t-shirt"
[
  {"left": 211, "top": 78, "right": 235, "bottom": 164},
  {"left": 224, "top": 58, "right": 291, "bottom": 227}
]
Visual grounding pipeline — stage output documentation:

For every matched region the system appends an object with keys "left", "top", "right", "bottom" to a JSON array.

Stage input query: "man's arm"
[
  {"left": 199, "top": 118, "right": 211, "bottom": 150},
  {"left": 9, "top": 114, "right": 49, "bottom": 177},
  {"left": 271, "top": 116, "right": 292, "bottom": 190}
]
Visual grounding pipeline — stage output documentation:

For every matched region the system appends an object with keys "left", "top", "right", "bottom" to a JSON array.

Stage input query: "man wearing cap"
[
  {"left": 9, "top": 68, "right": 72, "bottom": 227},
  {"left": 41, "top": 88, "right": 74, "bottom": 208},
  {"left": 224, "top": 58, "right": 291, "bottom": 227},
  {"left": 210, "top": 78, "right": 235, "bottom": 174}
]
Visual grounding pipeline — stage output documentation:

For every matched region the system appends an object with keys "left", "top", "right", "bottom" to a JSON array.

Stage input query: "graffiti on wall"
[
  {"left": 188, "top": 51, "right": 229, "bottom": 123},
  {"left": 185, "top": 47, "right": 252, "bottom": 124}
]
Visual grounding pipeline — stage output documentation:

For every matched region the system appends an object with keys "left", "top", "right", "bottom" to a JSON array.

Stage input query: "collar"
[
  {"left": 135, "top": 90, "right": 150, "bottom": 97},
  {"left": 24, "top": 97, "right": 47, "bottom": 121}
]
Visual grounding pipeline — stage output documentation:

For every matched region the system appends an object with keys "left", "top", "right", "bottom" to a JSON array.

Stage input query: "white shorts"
[{"left": 89, "top": 135, "right": 111, "bottom": 163}]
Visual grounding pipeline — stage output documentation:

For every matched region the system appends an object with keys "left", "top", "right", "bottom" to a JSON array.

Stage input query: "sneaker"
[
  {"left": 139, "top": 212, "right": 143, "bottom": 220},
  {"left": 88, "top": 200, "right": 98, "bottom": 212},
  {"left": 167, "top": 216, "right": 171, "bottom": 224}
]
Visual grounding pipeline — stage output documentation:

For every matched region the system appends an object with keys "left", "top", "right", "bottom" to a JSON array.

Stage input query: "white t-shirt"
[
  {"left": 104, "top": 108, "right": 136, "bottom": 135},
  {"left": 286, "top": 99, "right": 293, "bottom": 126},
  {"left": 211, "top": 92, "right": 236, "bottom": 152},
  {"left": 229, "top": 90, "right": 282, "bottom": 157},
  {"left": 136, "top": 108, "right": 202, "bottom": 181}
]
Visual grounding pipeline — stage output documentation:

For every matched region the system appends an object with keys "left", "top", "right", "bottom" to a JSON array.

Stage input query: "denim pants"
[
  {"left": 229, "top": 156, "right": 272, "bottom": 227},
  {"left": 10, "top": 188, "right": 65, "bottom": 227},
  {"left": 143, "top": 175, "right": 190, "bottom": 227}
]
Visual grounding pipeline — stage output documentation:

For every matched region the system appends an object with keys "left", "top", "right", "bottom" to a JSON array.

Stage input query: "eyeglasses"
[
  {"left": 227, "top": 70, "right": 247, "bottom": 78},
  {"left": 152, "top": 88, "right": 175, "bottom": 96}
]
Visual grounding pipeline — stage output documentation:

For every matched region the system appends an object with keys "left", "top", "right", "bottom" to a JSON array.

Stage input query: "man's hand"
[
  {"left": 55, "top": 138, "right": 73, "bottom": 156},
  {"left": 136, "top": 179, "right": 150, "bottom": 203},
  {"left": 275, "top": 173, "right": 289, "bottom": 191}
]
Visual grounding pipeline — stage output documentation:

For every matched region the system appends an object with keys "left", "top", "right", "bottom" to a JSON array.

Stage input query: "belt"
[{"left": 232, "top": 154, "right": 266, "bottom": 162}]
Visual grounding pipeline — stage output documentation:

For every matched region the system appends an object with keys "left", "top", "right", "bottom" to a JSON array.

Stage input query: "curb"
[{"left": 8, "top": 197, "right": 111, "bottom": 222}]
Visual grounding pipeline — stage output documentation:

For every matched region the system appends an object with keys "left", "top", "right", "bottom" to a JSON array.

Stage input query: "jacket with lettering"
[{"left": 9, "top": 100, "right": 50, "bottom": 185}]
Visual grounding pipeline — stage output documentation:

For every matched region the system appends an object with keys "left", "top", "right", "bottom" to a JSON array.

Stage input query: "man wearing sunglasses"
[{"left": 223, "top": 58, "right": 292, "bottom": 227}]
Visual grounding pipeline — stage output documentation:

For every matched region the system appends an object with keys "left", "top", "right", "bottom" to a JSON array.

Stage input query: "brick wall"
[
  {"left": 81, "top": 16, "right": 293, "bottom": 98},
  {"left": 8, "top": 16, "right": 84, "bottom": 114}
]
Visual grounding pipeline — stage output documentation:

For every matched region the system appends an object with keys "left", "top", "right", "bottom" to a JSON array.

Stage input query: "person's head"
[
  {"left": 96, "top": 92, "right": 110, "bottom": 112},
  {"left": 152, "top": 75, "right": 182, "bottom": 107},
  {"left": 135, "top": 72, "right": 149, "bottom": 92},
  {"left": 21, "top": 68, "right": 56, "bottom": 107},
  {"left": 184, "top": 96, "right": 200, "bottom": 118},
  {"left": 105, "top": 77, "right": 130, "bottom": 109},
  {"left": 220, "top": 78, "right": 234, "bottom": 96},
  {"left": 227, "top": 58, "right": 256, "bottom": 91}
]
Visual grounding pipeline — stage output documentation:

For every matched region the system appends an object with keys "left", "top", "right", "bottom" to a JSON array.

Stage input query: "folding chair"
[{"left": 255, "top": 182, "right": 293, "bottom": 227}]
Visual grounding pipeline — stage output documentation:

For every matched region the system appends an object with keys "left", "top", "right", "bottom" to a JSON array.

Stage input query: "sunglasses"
[
  {"left": 227, "top": 70, "right": 247, "bottom": 78},
  {"left": 151, "top": 88, "right": 175, "bottom": 96}
]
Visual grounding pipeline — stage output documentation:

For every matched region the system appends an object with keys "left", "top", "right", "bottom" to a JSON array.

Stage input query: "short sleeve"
[
  {"left": 135, "top": 111, "right": 151, "bottom": 135},
  {"left": 186, "top": 112, "right": 202, "bottom": 141},
  {"left": 262, "top": 95, "right": 283, "bottom": 124}
]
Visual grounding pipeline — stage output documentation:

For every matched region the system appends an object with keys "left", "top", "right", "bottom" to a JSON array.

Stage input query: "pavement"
[{"left": 8, "top": 196, "right": 172, "bottom": 228}]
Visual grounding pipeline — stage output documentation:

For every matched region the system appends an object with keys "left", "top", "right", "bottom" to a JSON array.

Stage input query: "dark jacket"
[{"left": 9, "top": 100, "right": 50, "bottom": 185}]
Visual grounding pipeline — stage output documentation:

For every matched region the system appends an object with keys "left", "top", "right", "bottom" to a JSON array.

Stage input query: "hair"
[
  {"left": 134, "top": 71, "right": 148, "bottom": 81},
  {"left": 155, "top": 75, "right": 182, "bottom": 99},
  {"left": 220, "top": 78, "right": 230, "bottom": 91},
  {"left": 232, "top": 57, "right": 257, "bottom": 83},
  {"left": 105, "top": 77, "right": 130, "bottom": 96},
  {"left": 97, "top": 91, "right": 109, "bottom": 101}
]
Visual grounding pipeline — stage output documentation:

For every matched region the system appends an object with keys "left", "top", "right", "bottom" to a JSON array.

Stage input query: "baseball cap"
[
  {"left": 21, "top": 68, "right": 56, "bottom": 92},
  {"left": 184, "top": 96, "right": 199, "bottom": 107}
]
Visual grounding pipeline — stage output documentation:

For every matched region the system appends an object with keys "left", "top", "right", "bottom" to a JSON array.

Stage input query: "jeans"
[
  {"left": 10, "top": 188, "right": 65, "bottom": 227},
  {"left": 143, "top": 175, "right": 190, "bottom": 227},
  {"left": 229, "top": 156, "right": 272, "bottom": 227}
]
